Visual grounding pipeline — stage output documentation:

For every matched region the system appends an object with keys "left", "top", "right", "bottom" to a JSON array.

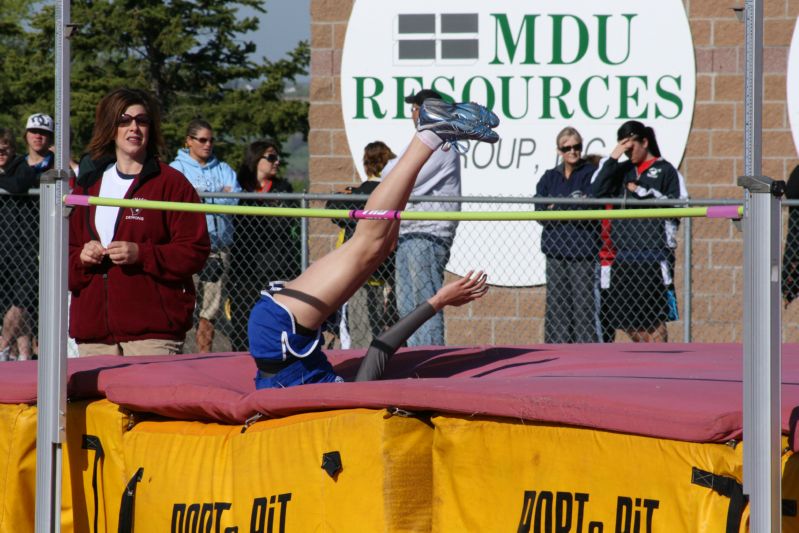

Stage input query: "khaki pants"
[
  {"left": 194, "top": 249, "right": 230, "bottom": 322},
  {"left": 77, "top": 338, "right": 184, "bottom": 357}
]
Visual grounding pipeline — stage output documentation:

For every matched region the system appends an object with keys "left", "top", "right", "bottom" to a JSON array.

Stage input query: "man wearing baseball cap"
[
  {"left": 0, "top": 112, "right": 55, "bottom": 362},
  {"left": 24, "top": 113, "right": 54, "bottom": 180},
  {"left": 404, "top": 88, "right": 444, "bottom": 107},
  {"left": 382, "top": 88, "right": 462, "bottom": 346}
]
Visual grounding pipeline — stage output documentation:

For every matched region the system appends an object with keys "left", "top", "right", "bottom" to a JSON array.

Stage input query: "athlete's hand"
[{"left": 429, "top": 270, "right": 489, "bottom": 311}]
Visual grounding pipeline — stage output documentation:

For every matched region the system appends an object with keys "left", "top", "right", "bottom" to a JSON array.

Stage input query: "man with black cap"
[{"left": 381, "top": 89, "right": 461, "bottom": 347}]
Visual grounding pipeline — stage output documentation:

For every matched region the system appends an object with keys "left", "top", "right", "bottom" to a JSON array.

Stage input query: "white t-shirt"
[
  {"left": 381, "top": 144, "right": 461, "bottom": 240},
  {"left": 96, "top": 164, "right": 135, "bottom": 247}
]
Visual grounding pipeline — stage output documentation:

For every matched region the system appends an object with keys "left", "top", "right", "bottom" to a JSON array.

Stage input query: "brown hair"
[
  {"left": 238, "top": 139, "right": 281, "bottom": 192},
  {"left": 362, "top": 141, "right": 396, "bottom": 178},
  {"left": 0, "top": 129, "right": 17, "bottom": 155},
  {"left": 86, "top": 88, "right": 166, "bottom": 160},
  {"left": 185, "top": 118, "right": 213, "bottom": 139}
]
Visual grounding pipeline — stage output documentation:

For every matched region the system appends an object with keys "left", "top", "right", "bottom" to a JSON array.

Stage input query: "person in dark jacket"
[
  {"left": 535, "top": 127, "right": 600, "bottom": 343},
  {"left": 591, "top": 120, "right": 682, "bottom": 342},
  {"left": 23, "top": 113, "right": 55, "bottom": 179},
  {"left": 228, "top": 140, "right": 301, "bottom": 351},
  {"left": 0, "top": 129, "right": 38, "bottom": 360},
  {"left": 783, "top": 165, "right": 799, "bottom": 306},
  {"left": 69, "top": 88, "right": 210, "bottom": 356}
]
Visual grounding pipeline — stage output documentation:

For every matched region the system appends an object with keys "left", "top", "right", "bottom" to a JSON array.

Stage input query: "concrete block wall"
[
  {"left": 309, "top": 0, "right": 799, "bottom": 343},
  {"left": 683, "top": 0, "right": 799, "bottom": 341}
]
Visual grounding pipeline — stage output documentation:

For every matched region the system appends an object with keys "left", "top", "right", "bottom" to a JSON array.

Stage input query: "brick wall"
[
  {"left": 309, "top": 0, "right": 799, "bottom": 343},
  {"left": 683, "top": 0, "right": 799, "bottom": 341}
]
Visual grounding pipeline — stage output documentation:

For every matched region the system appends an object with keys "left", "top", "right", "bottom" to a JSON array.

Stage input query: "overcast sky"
[{"left": 239, "top": 0, "right": 311, "bottom": 66}]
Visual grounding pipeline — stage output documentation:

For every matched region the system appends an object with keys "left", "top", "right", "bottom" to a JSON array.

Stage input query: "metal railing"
[{"left": 0, "top": 190, "right": 789, "bottom": 358}]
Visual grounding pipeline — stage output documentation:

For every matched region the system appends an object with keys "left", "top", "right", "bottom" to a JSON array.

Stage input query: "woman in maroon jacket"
[{"left": 69, "top": 88, "right": 210, "bottom": 356}]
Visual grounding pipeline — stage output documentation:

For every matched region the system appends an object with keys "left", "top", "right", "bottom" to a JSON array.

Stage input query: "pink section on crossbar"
[
  {"left": 349, "top": 209, "right": 402, "bottom": 220},
  {"left": 64, "top": 194, "right": 90, "bottom": 206},
  {"left": 706, "top": 205, "right": 742, "bottom": 219}
]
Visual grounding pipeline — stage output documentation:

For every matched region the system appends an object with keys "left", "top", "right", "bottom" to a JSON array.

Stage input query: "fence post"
[
  {"left": 301, "top": 195, "right": 309, "bottom": 271},
  {"left": 36, "top": 2, "right": 70, "bottom": 531},
  {"left": 740, "top": 175, "right": 784, "bottom": 533},
  {"left": 683, "top": 217, "right": 692, "bottom": 342}
]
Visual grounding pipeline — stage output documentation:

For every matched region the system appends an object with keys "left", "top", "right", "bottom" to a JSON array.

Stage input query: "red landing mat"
[{"left": 3, "top": 343, "right": 799, "bottom": 445}]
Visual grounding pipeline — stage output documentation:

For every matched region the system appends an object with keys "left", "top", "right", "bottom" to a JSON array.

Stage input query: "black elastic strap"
[
  {"left": 118, "top": 467, "right": 143, "bottom": 533},
  {"left": 82, "top": 435, "right": 105, "bottom": 533},
  {"left": 691, "top": 467, "right": 747, "bottom": 533},
  {"left": 255, "top": 356, "right": 297, "bottom": 376},
  {"left": 294, "top": 321, "right": 317, "bottom": 337}
]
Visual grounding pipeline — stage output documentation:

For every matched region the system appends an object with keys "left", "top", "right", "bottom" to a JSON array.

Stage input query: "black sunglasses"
[
  {"left": 117, "top": 113, "right": 151, "bottom": 127},
  {"left": 558, "top": 143, "right": 582, "bottom": 153},
  {"left": 190, "top": 135, "right": 214, "bottom": 144},
  {"left": 261, "top": 153, "right": 279, "bottom": 163}
]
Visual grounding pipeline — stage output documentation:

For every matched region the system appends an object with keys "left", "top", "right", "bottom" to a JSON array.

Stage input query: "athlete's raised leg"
[{"left": 275, "top": 99, "right": 499, "bottom": 329}]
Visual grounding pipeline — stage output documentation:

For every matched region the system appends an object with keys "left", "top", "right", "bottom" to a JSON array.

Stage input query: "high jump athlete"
[{"left": 248, "top": 98, "right": 499, "bottom": 388}]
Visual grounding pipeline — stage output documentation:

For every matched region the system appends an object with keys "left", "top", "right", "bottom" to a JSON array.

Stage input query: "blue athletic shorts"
[{"left": 248, "top": 292, "right": 342, "bottom": 389}]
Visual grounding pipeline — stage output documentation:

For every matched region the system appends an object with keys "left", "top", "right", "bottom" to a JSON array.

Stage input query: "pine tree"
[{"left": 0, "top": 0, "right": 309, "bottom": 166}]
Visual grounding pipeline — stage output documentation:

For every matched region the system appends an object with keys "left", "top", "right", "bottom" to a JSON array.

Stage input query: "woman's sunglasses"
[
  {"left": 558, "top": 143, "right": 582, "bottom": 153},
  {"left": 261, "top": 154, "right": 279, "bottom": 163},
  {"left": 117, "top": 113, "right": 151, "bottom": 127},
  {"left": 190, "top": 135, "right": 214, "bottom": 144}
]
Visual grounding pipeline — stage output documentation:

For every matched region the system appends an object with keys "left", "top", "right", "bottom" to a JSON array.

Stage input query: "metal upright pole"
[
  {"left": 683, "top": 217, "right": 692, "bottom": 342},
  {"left": 740, "top": 0, "right": 783, "bottom": 531},
  {"left": 301, "top": 195, "right": 309, "bottom": 270},
  {"left": 35, "top": 1, "right": 71, "bottom": 531}
]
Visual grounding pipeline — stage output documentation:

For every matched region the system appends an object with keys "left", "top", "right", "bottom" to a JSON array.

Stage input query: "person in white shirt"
[{"left": 382, "top": 89, "right": 461, "bottom": 346}]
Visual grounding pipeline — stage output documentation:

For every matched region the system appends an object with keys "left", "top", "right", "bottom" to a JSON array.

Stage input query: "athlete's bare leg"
[
  {"left": 274, "top": 137, "right": 434, "bottom": 329},
  {"left": 272, "top": 98, "right": 499, "bottom": 330}
]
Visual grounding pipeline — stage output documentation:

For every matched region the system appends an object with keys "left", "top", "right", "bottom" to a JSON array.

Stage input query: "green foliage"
[{"left": 0, "top": 0, "right": 308, "bottom": 174}]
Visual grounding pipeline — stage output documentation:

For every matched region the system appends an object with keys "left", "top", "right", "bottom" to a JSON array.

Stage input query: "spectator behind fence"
[
  {"left": 326, "top": 141, "right": 399, "bottom": 348},
  {"left": 24, "top": 113, "right": 55, "bottom": 179},
  {"left": 583, "top": 153, "right": 618, "bottom": 343},
  {"left": 783, "top": 164, "right": 799, "bottom": 306},
  {"left": 382, "top": 89, "right": 461, "bottom": 347},
  {"left": 591, "top": 120, "right": 683, "bottom": 342},
  {"left": 535, "top": 127, "right": 601, "bottom": 343},
  {"left": 228, "top": 140, "right": 301, "bottom": 352},
  {"left": 170, "top": 119, "right": 240, "bottom": 353},
  {"left": 0, "top": 129, "right": 37, "bottom": 360},
  {"left": 3, "top": 113, "right": 56, "bottom": 360},
  {"left": 69, "top": 88, "right": 210, "bottom": 356}
]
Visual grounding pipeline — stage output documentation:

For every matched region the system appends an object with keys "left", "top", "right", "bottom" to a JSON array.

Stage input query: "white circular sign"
[{"left": 341, "top": 0, "right": 696, "bottom": 286}]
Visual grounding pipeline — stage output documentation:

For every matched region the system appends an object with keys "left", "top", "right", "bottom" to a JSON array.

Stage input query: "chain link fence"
[
  {"left": 5, "top": 190, "right": 799, "bottom": 358},
  {"left": 0, "top": 191, "right": 39, "bottom": 360}
]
